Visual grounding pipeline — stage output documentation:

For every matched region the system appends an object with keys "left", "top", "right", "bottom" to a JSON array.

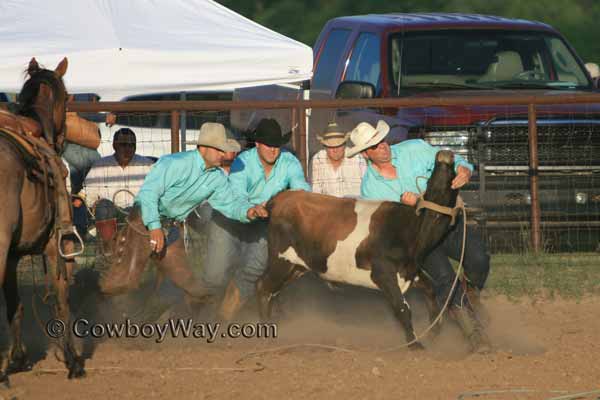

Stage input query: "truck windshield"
[{"left": 389, "top": 30, "right": 591, "bottom": 93}]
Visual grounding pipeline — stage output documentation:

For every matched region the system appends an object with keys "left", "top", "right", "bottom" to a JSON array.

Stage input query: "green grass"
[
  {"left": 482, "top": 253, "right": 600, "bottom": 299},
  {"left": 17, "top": 239, "right": 600, "bottom": 301}
]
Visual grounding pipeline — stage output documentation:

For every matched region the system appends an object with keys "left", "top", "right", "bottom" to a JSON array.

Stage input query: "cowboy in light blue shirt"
[
  {"left": 228, "top": 145, "right": 311, "bottom": 204},
  {"left": 136, "top": 126, "right": 266, "bottom": 251},
  {"left": 101, "top": 123, "right": 267, "bottom": 307},
  {"left": 347, "top": 120, "right": 491, "bottom": 352},
  {"left": 361, "top": 138, "right": 473, "bottom": 201},
  {"left": 203, "top": 118, "right": 310, "bottom": 320},
  {"left": 137, "top": 150, "right": 251, "bottom": 231}
]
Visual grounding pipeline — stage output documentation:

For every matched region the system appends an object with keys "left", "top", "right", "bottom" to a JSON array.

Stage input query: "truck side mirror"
[{"left": 335, "top": 81, "right": 376, "bottom": 99}]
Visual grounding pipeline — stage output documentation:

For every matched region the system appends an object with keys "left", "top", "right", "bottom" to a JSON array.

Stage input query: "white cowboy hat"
[
  {"left": 197, "top": 122, "right": 241, "bottom": 153},
  {"left": 345, "top": 120, "right": 390, "bottom": 158}
]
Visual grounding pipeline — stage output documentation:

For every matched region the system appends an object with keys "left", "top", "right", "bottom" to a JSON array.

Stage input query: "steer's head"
[
  {"left": 424, "top": 150, "right": 457, "bottom": 209},
  {"left": 412, "top": 150, "right": 459, "bottom": 259}
]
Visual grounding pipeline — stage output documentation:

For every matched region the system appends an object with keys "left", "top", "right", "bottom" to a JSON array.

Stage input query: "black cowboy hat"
[{"left": 251, "top": 118, "right": 292, "bottom": 147}]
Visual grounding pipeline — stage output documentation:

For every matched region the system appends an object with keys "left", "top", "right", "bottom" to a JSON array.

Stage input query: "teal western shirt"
[
  {"left": 135, "top": 150, "right": 251, "bottom": 230},
  {"left": 229, "top": 147, "right": 310, "bottom": 204},
  {"left": 361, "top": 139, "right": 473, "bottom": 201}
]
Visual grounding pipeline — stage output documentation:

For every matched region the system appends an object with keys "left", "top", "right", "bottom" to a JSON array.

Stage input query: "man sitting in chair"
[{"left": 83, "top": 128, "right": 154, "bottom": 256}]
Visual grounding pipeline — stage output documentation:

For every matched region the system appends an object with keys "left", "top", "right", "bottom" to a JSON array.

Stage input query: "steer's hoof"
[
  {"left": 472, "top": 339, "right": 493, "bottom": 355},
  {"left": 67, "top": 357, "right": 86, "bottom": 379},
  {"left": 7, "top": 353, "right": 33, "bottom": 374},
  {"left": 408, "top": 341, "right": 425, "bottom": 351},
  {"left": 470, "top": 331, "right": 493, "bottom": 355},
  {"left": 0, "top": 373, "right": 9, "bottom": 389}
]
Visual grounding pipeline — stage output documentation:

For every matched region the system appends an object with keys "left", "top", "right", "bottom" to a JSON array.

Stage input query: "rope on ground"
[
  {"left": 32, "top": 362, "right": 266, "bottom": 375},
  {"left": 546, "top": 389, "right": 600, "bottom": 400},
  {"left": 457, "top": 388, "right": 600, "bottom": 400}
]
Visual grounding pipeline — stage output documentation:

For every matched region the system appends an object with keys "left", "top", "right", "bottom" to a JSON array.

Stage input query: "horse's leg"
[
  {"left": 155, "top": 236, "right": 213, "bottom": 313},
  {"left": 4, "top": 255, "right": 32, "bottom": 373},
  {"left": 0, "top": 248, "right": 12, "bottom": 387},
  {"left": 45, "top": 237, "right": 86, "bottom": 379}
]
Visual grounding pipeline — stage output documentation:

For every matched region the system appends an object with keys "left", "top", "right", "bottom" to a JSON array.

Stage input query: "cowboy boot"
[
  {"left": 218, "top": 281, "right": 246, "bottom": 322},
  {"left": 95, "top": 218, "right": 117, "bottom": 257},
  {"left": 448, "top": 305, "right": 492, "bottom": 354}
]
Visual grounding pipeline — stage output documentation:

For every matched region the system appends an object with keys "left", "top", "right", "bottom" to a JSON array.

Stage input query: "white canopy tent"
[{"left": 0, "top": 0, "right": 313, "bottom": 100}]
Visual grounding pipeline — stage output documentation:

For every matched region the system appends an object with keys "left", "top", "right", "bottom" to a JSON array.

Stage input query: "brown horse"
[{"left": 0, "top": 57, "right": 85, "bottom": 385}]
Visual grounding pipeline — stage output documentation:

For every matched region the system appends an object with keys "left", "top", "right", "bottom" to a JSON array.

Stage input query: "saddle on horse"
[{"left": 0, "top": 108, "right": 83, "bottom": 258}]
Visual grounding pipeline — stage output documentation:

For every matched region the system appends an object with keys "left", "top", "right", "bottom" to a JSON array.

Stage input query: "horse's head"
[
  {"left": 18, "top": 57, "right": 69, "bottom": 154},
  {"left": 98, "top": 207, "right": 154, "bottom": 296}
]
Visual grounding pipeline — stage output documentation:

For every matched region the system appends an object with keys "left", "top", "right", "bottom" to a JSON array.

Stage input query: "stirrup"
[{"left": 58, "top": 226, "right": 85, "bottom": 258}]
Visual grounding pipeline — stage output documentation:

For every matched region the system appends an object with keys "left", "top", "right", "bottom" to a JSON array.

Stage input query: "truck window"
[
  {"left": 344, "top": 32, "right": 381, "bottom": 90},
  {"left": 389, "top": 30, "right": 590, "bottom": 92},
  {"left": 313, "top": 29, "right": 352, "bottom": 91},
  {"left": 546, "top": 37, "right": 588, "bottom": 84}
]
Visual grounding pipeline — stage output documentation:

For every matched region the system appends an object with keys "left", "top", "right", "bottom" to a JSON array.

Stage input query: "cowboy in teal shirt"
[
  {"left": 360, "top": 138, "right": 473, "bottom": 201},
  {"left": 136, "top": 126, "right": 266, "bottom": 253},
  {"left": 228, "top": 147, "right": 310, "bottom": 203},
  {"left": 347, "top": 120, "right": 491, "bottom": 353},
  {"left": 205, "top": 118, "right": 310, "bottom": 321},
  {"left": 136, "top": 150, "right": 252, "bottom": 231},
  {"left": 101, "top": 123, "right": 267, "bottom": 311}
]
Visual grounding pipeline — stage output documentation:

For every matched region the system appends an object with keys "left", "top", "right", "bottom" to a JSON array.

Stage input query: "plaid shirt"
[
  {"left": 309, "top": 149, "right": 367, "bottom": 197},
  {"left": 83, "top": 154, "right": 154, "bottom": 208}
]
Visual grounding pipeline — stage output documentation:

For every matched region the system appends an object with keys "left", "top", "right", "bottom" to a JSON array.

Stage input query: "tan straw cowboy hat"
[
  {"left": 317, "top": 121, "right": 348, "bottom": 148},
  {"left": 345, "top": 120, "right": 390, "bottom": 158},
  {"left": 197, "top": 122, "right": 241, "bottom": 152}
]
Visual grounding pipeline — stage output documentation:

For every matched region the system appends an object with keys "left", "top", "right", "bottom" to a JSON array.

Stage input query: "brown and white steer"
[{"left": 256, "top": 150, "right": 459, "bottom": 349}]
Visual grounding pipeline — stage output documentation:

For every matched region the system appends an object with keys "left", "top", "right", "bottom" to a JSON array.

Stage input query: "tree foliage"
[{"left": 217, "top": 0, "right": 600, "bottom": 63}]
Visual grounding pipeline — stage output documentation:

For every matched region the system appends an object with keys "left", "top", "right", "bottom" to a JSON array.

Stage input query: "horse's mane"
[
  {"left": 16, "top": 68, "right": 67, "bottom": 119},
  {"left": 14, "top": 65, "right": 68, "bottom": 152}
]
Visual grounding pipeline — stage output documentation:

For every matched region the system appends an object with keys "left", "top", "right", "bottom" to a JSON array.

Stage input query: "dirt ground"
[{"left": 3, "top": 275, "right": 600, "bottom": 400}]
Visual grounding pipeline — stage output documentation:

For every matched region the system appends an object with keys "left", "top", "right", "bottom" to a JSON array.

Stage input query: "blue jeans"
[
  {"left": 421, "top": 214, "right": 490, "bottom": 308},
  {"left": 62, "top": 142, "right": 101, "bottom": 194},
  {"left": 72, "top": 199, "right": 89, "bottom": 238},
  {"left": 200, "top": 205, "right": 268, "bottom": 302}
]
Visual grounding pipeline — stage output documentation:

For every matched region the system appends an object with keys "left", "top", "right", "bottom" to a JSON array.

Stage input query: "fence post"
[
  {"left": 528, "top": 104, "right": 542, "bottom": 253},
  {"left": 171, "top": 110, "right": 180, "bottom": 154},
  {"left": 297, "top": 106, "right": 307, "bottom": 175}
]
